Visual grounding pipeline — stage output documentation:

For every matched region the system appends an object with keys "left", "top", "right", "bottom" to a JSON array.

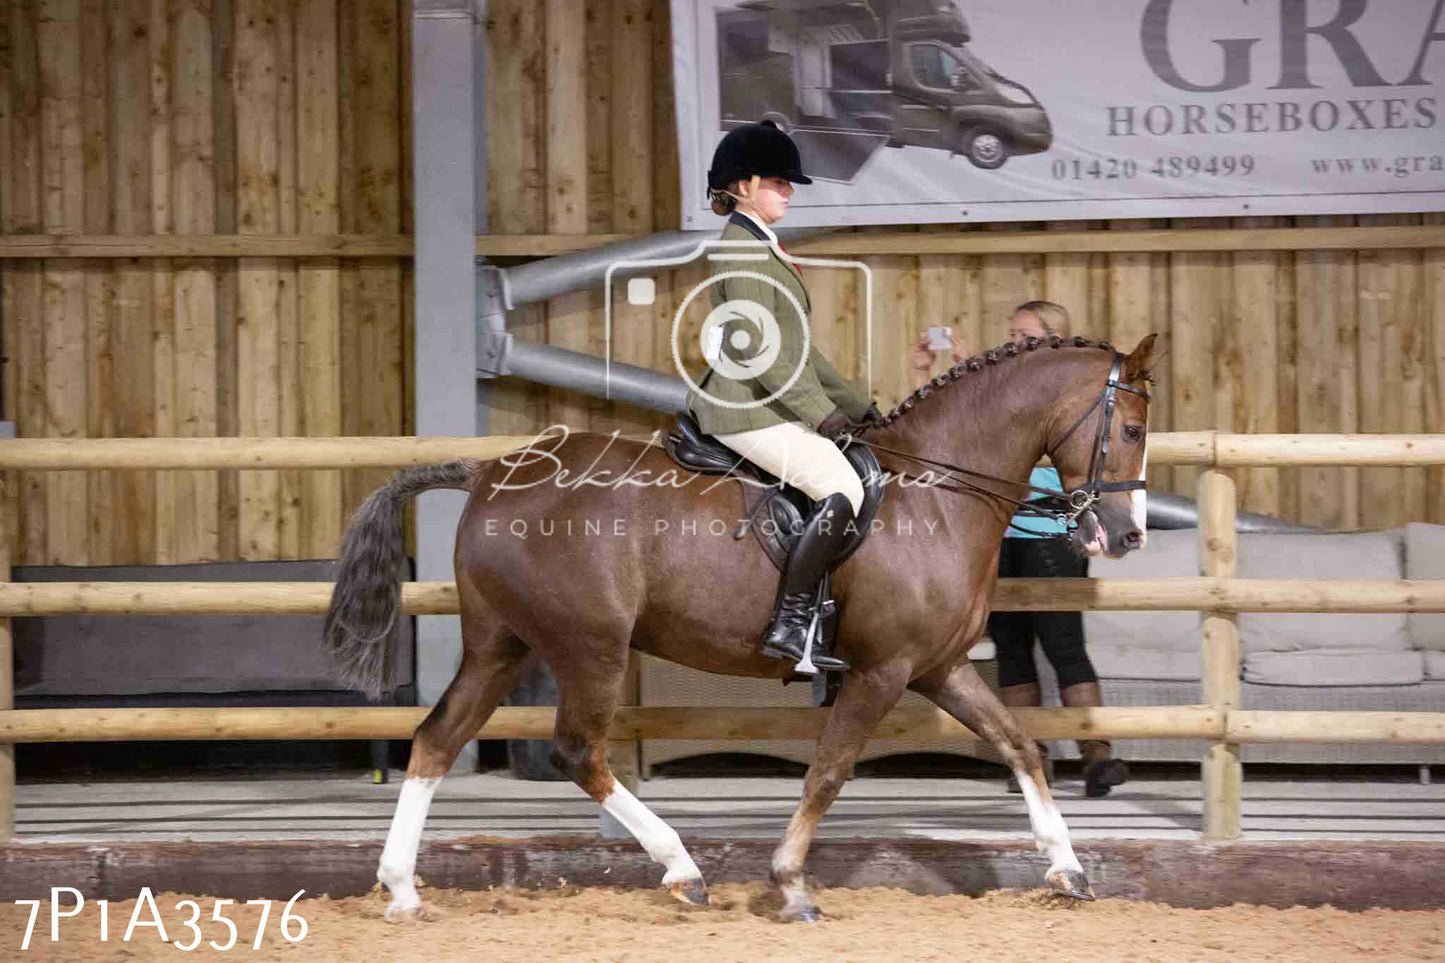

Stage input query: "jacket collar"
[{"left": 728, "top": 209, "right": 778, "bottom": 243}]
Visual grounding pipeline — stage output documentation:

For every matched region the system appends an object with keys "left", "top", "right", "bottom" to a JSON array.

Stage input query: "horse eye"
[{"left": 1123, "top": 425, "right": 1142, "bottom": 442}]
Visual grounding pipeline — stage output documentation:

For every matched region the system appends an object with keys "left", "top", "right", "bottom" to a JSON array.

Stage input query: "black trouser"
[{"left": 988, "top": 537, "right": 1097, "bottom": 689}]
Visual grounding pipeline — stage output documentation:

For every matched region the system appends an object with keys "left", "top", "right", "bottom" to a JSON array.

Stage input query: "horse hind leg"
[
  {"left": 772, "top": 663, "right": 910, "bottom": 922},
  {"left": 377, "top": 629, "right": 536, "bottom": 922},
  {"left": 546, "top": 649, "right": 709, "bottom": 905},
  {"left": 910, "top": 661, "right": 1093, "bottom": 900}
]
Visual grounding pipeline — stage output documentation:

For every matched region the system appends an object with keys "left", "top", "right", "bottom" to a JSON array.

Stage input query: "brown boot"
[
  {"left": 1061, "top": 681, "right": 1130, "bottom": 797},
  {"left": 999, "top": 683, "right": 1052, "bottom": 793}
]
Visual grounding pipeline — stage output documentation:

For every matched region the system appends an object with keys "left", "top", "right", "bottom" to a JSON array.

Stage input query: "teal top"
[{"left": 1007, "top": 467, "right": 1068, "bottom": 539}]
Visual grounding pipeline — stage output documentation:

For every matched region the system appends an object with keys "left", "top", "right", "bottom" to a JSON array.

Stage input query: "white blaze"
[{"left": 1130, "top": 436, "right": 1149, "bottom": 547}]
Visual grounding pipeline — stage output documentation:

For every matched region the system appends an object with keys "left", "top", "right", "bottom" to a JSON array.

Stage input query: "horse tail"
[{"left": 324, "top": 461, "right": 479, "bottom": 698}]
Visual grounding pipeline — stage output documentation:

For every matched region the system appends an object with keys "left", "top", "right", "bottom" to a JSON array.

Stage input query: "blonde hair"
[{"left": 1012, "top": 300, "right": 1071, "bottom": 337}]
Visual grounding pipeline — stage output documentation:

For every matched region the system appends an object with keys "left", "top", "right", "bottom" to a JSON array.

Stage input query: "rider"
[{"left": 688, "top": 120, "right": 880, "bottom": 673}]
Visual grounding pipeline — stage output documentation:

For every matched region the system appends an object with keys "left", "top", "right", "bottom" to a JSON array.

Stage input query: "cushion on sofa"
[
  {"left": 1237, "top": 531, "right": 1410, "bottom": 654},
  {"left": 1406, "top": 522, "right": 1445, "bottom": 652},
  {"left": 1085, "top": 640, "right": 1201, "bottom": 681},
  {"left": 1083, "top": 528, "right": 1202, "bottom": 654},
  {"left": 1244, "top": 649, "right": 1424, "bottom": 687}
]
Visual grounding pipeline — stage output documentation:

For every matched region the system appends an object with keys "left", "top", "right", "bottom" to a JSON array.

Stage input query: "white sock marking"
[
  {"left": 1014, "top": 768, "right": 1083, "bottom": 877},
  {"left": 378, "top": 777, "right": 440, "bottom": 912},
  {"left": 601, "top": 782, "right": 702, "bottom": 885}
]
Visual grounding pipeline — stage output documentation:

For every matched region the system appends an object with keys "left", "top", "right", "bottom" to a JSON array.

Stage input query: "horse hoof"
[
  {"left": 384, "top": 902, "right": 431, "bottom": 923},
  {"left": 667, "top": 877, "right": 710, "bottom": 906},
  {"left": 782, "top": 904, "right": 822, "bottom": 923},
  {"left": 1046, "top": 868, "right": 1096, "bottom": 901}
]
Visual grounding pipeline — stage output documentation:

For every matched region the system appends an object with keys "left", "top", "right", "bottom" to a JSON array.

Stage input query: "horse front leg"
[
  {"left": 772, "top": 662, "right": 910, "bottom": 922},
  {"left": 911, "top": 661, "right": 1093, "bottom": 900}
]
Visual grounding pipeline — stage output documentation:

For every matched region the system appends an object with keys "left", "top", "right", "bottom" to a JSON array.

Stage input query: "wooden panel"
[
  {"left": 39, "top": 0, "right": 88, "bottom": 565},
  {"left": 1274, "top": 225, "right": 1300, "bottom": 521},
  {"left": 916, "top": 226, "right": 966, "bottom": 381},
  {"left": 541, "top": 0, "right": 596, "bottom": 437},
  {"left": 350, "top": 0, "right": 405, "bottom": 512},
  {"left": 297, "top": 0, "right": 342, "bottom": 558},
  {"left": 235, "top": 0, "right": 281, "bottom": 558},
  {"left": 604, "top": 0, "right": 657, "bottom": 437},
  {"left": 871, "top": 252, "right": 917, "bottom": 411},
  {"left": 1044, "top": 220, "right": 1095, "bottom": 338},
  {"left": 149, "top": 0, "right": 178, "bottom": 563},
  {"left": 1166, "top": 220, "right": 1223, "bottom": 501},
  {"left": 979, "top": 224, "right": 1028, "bottom": 342},
  {"left": 1105, "top": 220, "right": 1166, "bottom": 487},
  {"left": 172, "top": 0, "right": 220, "bottom": 562},
  {"left": 80, "top": 0, "right": 114, "bottom": 565},
  {"left": 1294, "top": 216, "right": 1359, "bottom": 530},
  {"left": 650, "top": 0, "right": 678, "bottom": 233},
  {"left": 1427, "top": 213, "right": 1445, "bottom": 525},
  {"left": 1231, "top": 217, "right": 1281, "bottom": 517},
  {"left": 109, "top": 0, "right": 157, "bottom": 565},
  {"left": 274, "top": 0, "right": 301, "bottom": 558}
]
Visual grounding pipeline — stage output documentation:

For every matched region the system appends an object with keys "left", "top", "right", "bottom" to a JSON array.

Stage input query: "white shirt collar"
[{"left": 737, "top": 208, "right": 779, "bottom": 243}]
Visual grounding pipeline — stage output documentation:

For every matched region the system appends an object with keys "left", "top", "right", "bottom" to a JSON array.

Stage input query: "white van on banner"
[{"left": 672, "top": 0, "right": 1445, "bottom": 227}]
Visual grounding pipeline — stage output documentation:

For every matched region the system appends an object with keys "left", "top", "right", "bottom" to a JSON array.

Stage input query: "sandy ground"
[{"left": 4, "top": 883, "right": 1443, "bottom": 962}]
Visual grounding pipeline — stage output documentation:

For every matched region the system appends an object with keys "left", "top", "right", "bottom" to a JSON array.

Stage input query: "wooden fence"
[
  {"left": 3, "top": 431, "right": 1445, "bottom": 846},
  {"left": 4, "top": 0, "right": 1445, "bottom": 570}
]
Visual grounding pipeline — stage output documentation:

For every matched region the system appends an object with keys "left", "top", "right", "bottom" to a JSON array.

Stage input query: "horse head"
[{"left": 1046, "top": 334, "right": 1159, "bottom": 559}]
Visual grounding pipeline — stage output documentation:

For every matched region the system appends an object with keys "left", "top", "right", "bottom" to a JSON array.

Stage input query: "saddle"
[
  {"left": 662, "top": 414, "right": 885, "bottom": 701},
  {"left": 663, "top": 413, "right": 884, "bottom": 569}
]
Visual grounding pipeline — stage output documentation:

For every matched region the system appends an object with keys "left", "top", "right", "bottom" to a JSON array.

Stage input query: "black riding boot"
[{"left": 760, "top": 492, "right": 854, "bottom": 672}]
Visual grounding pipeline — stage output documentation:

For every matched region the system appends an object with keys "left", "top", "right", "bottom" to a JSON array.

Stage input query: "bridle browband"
[{"left": 852, "top": 352, "right": 1150, "bottom": 535}]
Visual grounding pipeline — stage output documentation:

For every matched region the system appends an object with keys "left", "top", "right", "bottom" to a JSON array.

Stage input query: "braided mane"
[{"left": 875, "top": 335, "right": 1117, "bottom": 429}]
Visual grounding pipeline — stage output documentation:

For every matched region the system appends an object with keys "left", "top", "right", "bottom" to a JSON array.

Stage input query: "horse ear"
[{"left": 1125, "top": 333, "right": 1159, "bottom": 383}]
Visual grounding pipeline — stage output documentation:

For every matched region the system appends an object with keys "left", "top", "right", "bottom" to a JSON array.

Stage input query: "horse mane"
[{"left": 874, "top": 335, "right": 1133, "bottom": 429}]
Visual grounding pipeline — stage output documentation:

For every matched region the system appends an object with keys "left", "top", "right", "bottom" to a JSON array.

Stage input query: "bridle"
[{"left": 854, "top": 352, "right": 1151, "bottom": 535}]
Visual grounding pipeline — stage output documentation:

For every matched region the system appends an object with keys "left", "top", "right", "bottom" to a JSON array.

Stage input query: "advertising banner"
[{"left": 672, "top": 0, "right": 1445, "bottom": 227}]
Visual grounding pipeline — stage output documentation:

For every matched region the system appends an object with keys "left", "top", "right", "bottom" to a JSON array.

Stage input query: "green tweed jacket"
[{"left": 686, "top": 214, "right": 874, "bottom": 435}]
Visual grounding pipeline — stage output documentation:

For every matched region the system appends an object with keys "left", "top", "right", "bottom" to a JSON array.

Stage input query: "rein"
[{"left": 850, "top": 353, "right": 1151, "bottom": 534}]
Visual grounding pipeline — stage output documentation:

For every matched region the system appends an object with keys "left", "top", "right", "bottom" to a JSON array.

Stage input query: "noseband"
[{"left": 855, "top": 352, "right": 1150, "bottom": 534}]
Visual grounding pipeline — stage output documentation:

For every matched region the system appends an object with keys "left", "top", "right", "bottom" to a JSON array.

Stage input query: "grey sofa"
[{"left": 1051, "top": 525, "right": 1445, "bottom": 765}]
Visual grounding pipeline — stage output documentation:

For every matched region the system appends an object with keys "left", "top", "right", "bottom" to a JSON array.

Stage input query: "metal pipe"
[
  {"left": 504, "top": 339, "right": 690, "bottom": 414},
  {"left": 1148, "top": 492, "right": 1316, "bottom": 533},
  {"left": 498, "top": 227, "right": 828, "bottom": 309}
]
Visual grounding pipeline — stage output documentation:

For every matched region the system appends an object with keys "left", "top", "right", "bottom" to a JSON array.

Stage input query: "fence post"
[{"left": 1199, "top": 466, "right": 1241, "bottom": 839}]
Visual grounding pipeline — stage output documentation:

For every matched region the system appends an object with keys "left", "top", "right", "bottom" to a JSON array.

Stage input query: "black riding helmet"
[{"left": 706, "top": 120, "right": 813, "bottom": 191}]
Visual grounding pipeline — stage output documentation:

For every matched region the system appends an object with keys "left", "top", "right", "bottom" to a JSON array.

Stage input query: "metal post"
[
  {"left": 413, "top": 0, "right": 479, "bottom": 771},
  {"left": 1200, "top": 466, "right": 1242, "bottom": 839}
]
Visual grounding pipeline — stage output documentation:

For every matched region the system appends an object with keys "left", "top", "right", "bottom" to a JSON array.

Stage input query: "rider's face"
[{"left": 742, "top": 176, "right": 794, "bottom": 223}]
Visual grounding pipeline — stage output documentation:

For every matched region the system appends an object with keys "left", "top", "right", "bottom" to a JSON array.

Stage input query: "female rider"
[{"left": 688, "top": 120, "right": 879, "bottom": 672}]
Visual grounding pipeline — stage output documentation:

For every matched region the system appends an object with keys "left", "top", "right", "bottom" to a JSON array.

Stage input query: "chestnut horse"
[{"left": 324, "top": 333, "right": 1158, "bottom": 922}]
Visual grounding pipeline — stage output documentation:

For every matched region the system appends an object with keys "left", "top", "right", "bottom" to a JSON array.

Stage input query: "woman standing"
[
  {"left": 988, "top": 301, "right": 1131, "bottom": 798},
  {"left": 688, "top": 120, "right": 879, "bottom": 673}
]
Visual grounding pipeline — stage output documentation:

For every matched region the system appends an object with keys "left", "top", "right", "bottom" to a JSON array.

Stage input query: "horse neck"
[{"left": 865, "top": 357, "right": 1061, "bottom": 513}]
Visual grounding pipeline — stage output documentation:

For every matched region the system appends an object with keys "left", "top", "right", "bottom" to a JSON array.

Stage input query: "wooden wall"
[
  {"left": 0, "top": 0, "right": 409, "bottom": 565},
  {"left": 1, "top": 0, "right": 1442, "bottom": 574}
]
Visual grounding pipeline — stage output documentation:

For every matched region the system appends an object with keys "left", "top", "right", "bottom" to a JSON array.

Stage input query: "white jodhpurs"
[{"left": 714, "top": 421, "right": 865, "bottom": 516}]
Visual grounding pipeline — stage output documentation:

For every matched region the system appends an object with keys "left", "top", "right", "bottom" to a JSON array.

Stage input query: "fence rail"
[{"left": 2, "top": 433, "right": 1444, "bottom": 844}]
